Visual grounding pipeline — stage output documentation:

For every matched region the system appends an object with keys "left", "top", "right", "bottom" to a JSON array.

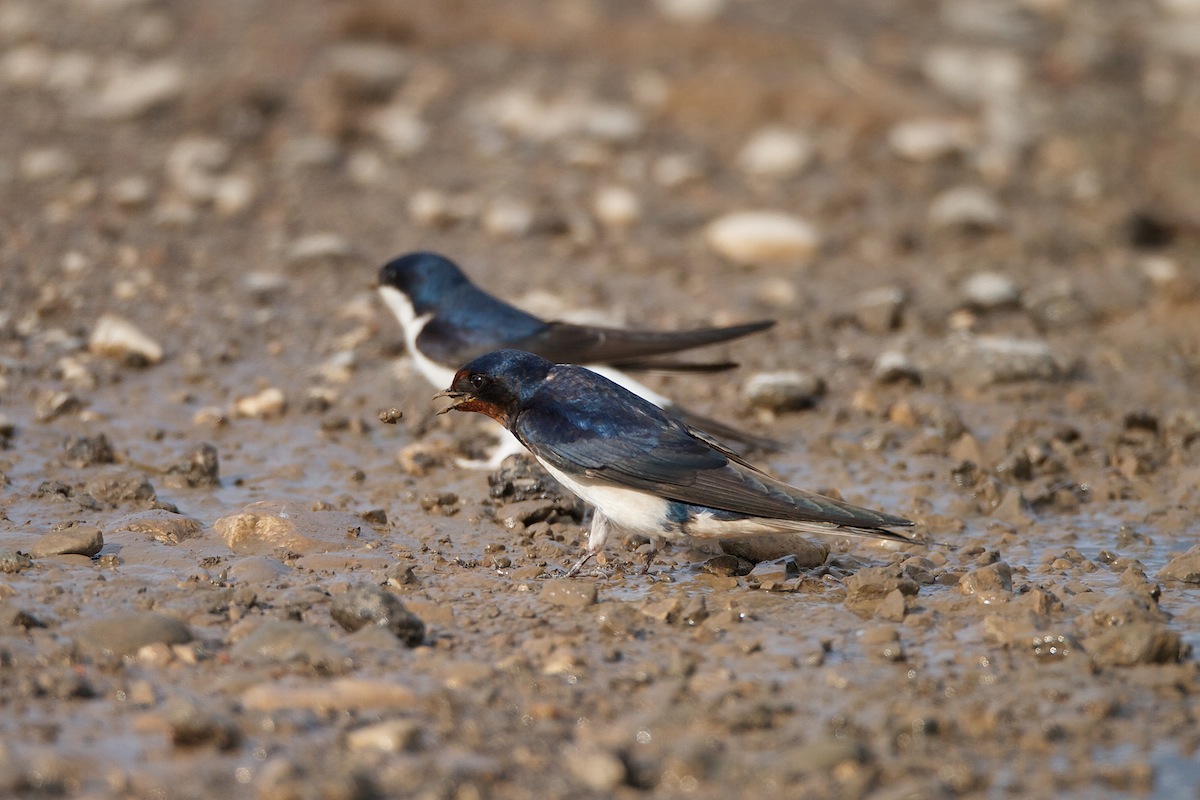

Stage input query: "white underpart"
[
  {"left": 539, "top": 461, "right": 670, "bottom": 552},
  {"left": 380, "top": 285, "right": 676, "bottom": 469}
]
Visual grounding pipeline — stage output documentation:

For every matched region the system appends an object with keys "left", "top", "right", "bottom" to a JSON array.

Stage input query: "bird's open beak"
[{"left": 433, "top": 388, "right": 470, "bottom": 415}]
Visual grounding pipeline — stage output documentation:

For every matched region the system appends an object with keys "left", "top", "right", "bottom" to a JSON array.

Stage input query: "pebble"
[
  {"left": 367, "top": 105, "right": 429, "bottom": 156},
  {"left": 84, "top": 472, "right": 156, "bottom": 505},
  {"left": 958, "top": 561, "right": 1013, "bottom": 604},
  {"left": 744, "top": 370, "right": 825, "bottom": 412},
  {"left": 929, "top": 186, "right": 1005, "bottom": 230},
  {"left": 705, "top": 211, "right": 820, "bottom": 264},
  {"left": 330, "top": 585, "right": 425, "bottom": 646},
  {"left": 88, "top": 314, "right": 164, "bottom": 365},
  {"left": 71, "top": 611, "right": 192, "bottom": 660},
  {"left": 494, "top": 499, "right": 556, "bottom": 528},
  {"left": 286, "top": 233, "right": 353, "bottom": 265},
  {"left": 215, "top": 501, "right": 368, "bottom": 556},
  {"left": 854, "top": 286, "right": 907, "bottom": 334},
  {"left": 1084, "top": 624, "right": 1188, "bottom": 667},
  {"left": 737, "top": 127, "right": 813, "bottom": 178},
  {"left": 63, "top": 433, "right": 114, "bottom": 467},
  {"left": 346, "top": 719, "right": 421, "bottom": 753},
  {"left": 30, "top": 525, "right": 103, "bottom": 558},
  {"left": 939, "top": 335, "right": 1063, "bottom": 386},
  {"left": 482, "top": 198, "right": 536, "bottom": 238},
  {"left": 860, "top": 625, "right": 905, "bottom": 662},
  {"left": 748, "top": 555, "right": 801, "bottom": 583},
  {"left": 565, "top": 746, "right": 627, "bottom": 792},
  {"left": 241, "top": 678, "right": 414, "bottom": 712},
  {"left": 232, "top": 387, "right": 287, "bottom": 418},
  {"left": 230, "top": 619, "right": 353, "bottom": 673},
  {"left": 922, "top": 47, "right": 1024, "bottom": 103},
  {"left": 165, "top": 137, "right": 230, "bottom": 200},
  {"left": 324, "top": 42, "right": 410, "bottom": 94},
  {"left": 107, "top": 510, "right": 203, "bottom": 545},
  {"left": 19, "top": 147, "right": 77, "bottom": 182},
  {"left": 592, "top": 185, "right": 641, "bottom": 228},
  {"left": 542, "top": 579, "right": 598, "bottom": 608},
  {"left": 1158, "top": 546, "right": 1200, "bottom": 583},
  {"left": 164, "top": 442, "right": 219, "bottom": 488},
  {"left": 486, "top": 87, "right": 642, "bottom": 143},
  {"left": 35, "top": 390, "right": 83, "bottom": 422},
  {"left": 160, "top": 699, "right": 240, "bottom": 750},
  {"left": 720, "top": 535, "right": 828, "bottom": 568},
  {"left": 874, "top": 350, "right": 922, "bottom": 384},
  {"left": 82, "top": 60, "right": 185, "bottom": 119},
  {"left": 1023, "top": 281, "right": 1093, "bottom": 329},
  {"left": 0, "top": 549, "right": 33, "bottom": 574},
  {"left": 843, "top": 565, "right": 920, "bottom": 617},
  {"left": 962, "top": 271, "right": 1020, "bottom": 308},
  {"left": 654, "top": 0, "right": 726, "bottom": 23},
  {"left": 109, "top": 175, "right": 152, "bottom": 208},
  {"left": 225, "top": 555, "right": 290, "bottom": 584},
  {"left": 888, "top": 118, "right": 976, "bottom": 161}
]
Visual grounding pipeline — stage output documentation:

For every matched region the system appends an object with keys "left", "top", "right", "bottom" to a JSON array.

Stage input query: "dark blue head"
[
  {"left": 437, "top": 349, "right": 554, "bottom": 427},
  {"left": 378, "top": 252, "right": 472, "bottom": 313}
]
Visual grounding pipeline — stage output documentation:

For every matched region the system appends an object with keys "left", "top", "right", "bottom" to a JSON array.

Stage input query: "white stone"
[
  {"left": 962, "top": 271, "right": 1020, "bottom": 307},
  {"left": 212, "top": 174, "right": 256, "bottom": 216},
  {"left": 652, "top": 153, "right": 702, "bottom": 187},
  {"left": 165, "top": 137, "right": 231, "bottom": 201},
  {"left": 654, "top": 0, "right": 726, "bottom": 22},
  {"left": 232, "top": 387, "right": 286, "bottom": 419},
  {"left": 287, "top": 233, "right": 353, "bottom": 264},
  {"left": 888, "top": 118, "right": 977, "bottom": 161},
  {"left": 737, "top": 127, "right": 814, "bottom": 177},
  {"left": 592, "top": 185, "right": 641, "bottom": 227},
  {"left": 19, "top": 148, "right": 77, "bottom": 182},
  {"left": 88, "top": 314, "right": 164, "bottom": 365},
  {"left": 486, "top": 88, "right": 642, "bottom": 143},
  {"left": 482, "top": 198, "right": 535, "bottom": 238},
  {"left": 922, "top": 47, "right": 1024, "bottom": 102},
  {"left": 109, "top": 176, "right": 152, "bottom": 208},
  {"left": 325, "top": 43, "right": 409, "bottom": 92},
  {"left": 928, "top": 186, "right": 1004, "bottom": 230},
  {"left": 368, "top": 106, "right": 429, "bottom": 156},
  {"left": 83, "top": 60, "right": 185, "bottom": 119},
  {"left": 1, "top": 43, "right": 51, "bottom": 87},
  {"left": 705, "top": 211, "right": 820, "bottom": 264}
]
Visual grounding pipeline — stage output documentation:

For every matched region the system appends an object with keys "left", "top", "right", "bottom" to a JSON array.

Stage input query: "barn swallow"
[
  {"left": 378, "top": 251, "right": 777, "bottom": 467},
  {"left": 435, "top": 349, "right": 917, "bottom": 576}
]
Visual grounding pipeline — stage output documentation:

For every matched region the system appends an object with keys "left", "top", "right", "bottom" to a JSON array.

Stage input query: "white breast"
[
  {"left": 539, "top": 460, "right": 674, "bottom": 538},
  {"left": 378, "top": 285, "right": 457, "bottom": 389}
]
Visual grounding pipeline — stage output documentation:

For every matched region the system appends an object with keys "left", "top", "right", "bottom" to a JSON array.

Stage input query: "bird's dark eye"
[{"left": 469, "top": 374, "right": 488, "bottom": 390}]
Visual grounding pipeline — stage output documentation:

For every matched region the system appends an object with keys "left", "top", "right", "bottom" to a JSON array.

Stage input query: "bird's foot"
[{"left": 564, "top": 550, "right": 597, "bottom": 578}]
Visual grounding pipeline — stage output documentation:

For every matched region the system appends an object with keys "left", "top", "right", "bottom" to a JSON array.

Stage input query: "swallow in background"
[
  {"left": 436, "top": 349, "right": 917, "bottom": 576},
  {"left": 378, "top": 251, "right": 777, "bottom": 467}
]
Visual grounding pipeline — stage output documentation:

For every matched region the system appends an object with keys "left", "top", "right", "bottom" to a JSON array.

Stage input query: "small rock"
[
  {"left": 494, "top": 499, "right": 556, "bottom": 528},
  {"left": 165, "top": 698, "right": 240, "bottom": 750},
  {"left": 84, "top": 472, "right": 156, "bottom": 505},
  {"left": 744, "top": 370, "right": 825, "bottom": 412},
  {"left": 346, "top": 719, "right": 421, "bottom": 753},
  {"left": 164, "top": 443, "right": 220, "bottom": 488},
  {"left": 230, "top": 619, "right": 353, "bottom": 673},
  {"left": 705, "top": 211, "right": 820, "bottom": 265},
  {"left": 748, "top": 555, "right": 801, "bottom": 583},
  {"left": 958, "top": 561, "right": 1013, "bottom": 604},
  {"left": 71, "top": 611, "right": 192, "bottom": 660},
  {"left": 1023, "top": 281, "right": 1094, "bottom": 330},
  {"left": 324, "top": 42, "right": 410, "bottom": 94},
  {"left": 565, "top": 745, "right": 627, "bottom": 792},
  {"left": 700, "top": 554, "right": 754, "bottom": 577},
  {"left": 241, "top": 678, "right": 414, "bottom": 712},
  {"left": 854, "top": 286, "right": 906, "bottom": 333},
  {"left": 19, "top": 147, "right": 77, "bottom": 182},
  {"left": 287, "top": 233, "right": 353, "bottom": 265},
  {"left": 1159, "top": 546, "right": 1200, "bottom": 583},
  {"left": 737, "top": 127, "right": 813, "bottom": 178},
  {"left": 30, "top": 525, "right": 103, "bottom": 558},
  {"left": 62, "top": 433, "right": 114, "bottom": 467},
  {"left": 35, "top": 391, "right": 83, "bottom": 422},
  {"left": 922, "top": 47, "right": 1024, "bottom": 103},
  {"left": 929, "top": 186, "right": 1005, "bottom": 231},
  {"left": 330, "top": 585, "right": 425, "bottom": 647},
  {"left": 107, "top": 510, "right": 203, "bottom": 545},
  {"left": 962, "top": 271, "right": 1020, "bottom": 309},
  {"left": 0, "top": 549, "right": 33, "bottom": 574},
  {"left": 367, "top": 105, "right": 429, "bottom": 156},
  {"left": 88, "top": 314, "right": 163, "bottom": 365},
  {"left": 482, "top": 198, "right": 536, "bottom": 238},
  {"left": 1085, "top": 624, "right": 1189, "bottom": 667},
  {"left": 592, "top": 185, "right": 641, "bottom": 228},
  {"left": 232, "top": 387, "right": 287, "bottom": 418},
  {"left": 875, "top": 588, "right": 909, "bottom": 621},
  {"left": 542, "top": 579, "right": 598, "bottom": 608},
  {"left": 721, "top": 535, "right": 828, "bottom": 568},
  {"left": 874, "top": 351, "right": 922, "bottom": 385},
  {"left": 82, "top": 60, "right": 185, "bottom": 119},
  {"left": 861, "top": 625, "right": 906, "bottom": 662},
  {"left": 937, "top": 335, "right": 1063, "bottom": 386},
  {"left": 654, "top": 0, "right": 726, "bottom": 23},
  {"left": 844, "top": 565, "right": 920, "bottom": 617},
  {"left": 215, "top": 501, "right": 368, "bottom": 556},
  {"left": 888, "top": 118, "right": 976, "bottom": 161}
]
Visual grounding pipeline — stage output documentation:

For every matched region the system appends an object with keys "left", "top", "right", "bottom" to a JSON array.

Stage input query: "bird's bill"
[{"left": 433, "top": 388, "right": 469, "bottom": 415}]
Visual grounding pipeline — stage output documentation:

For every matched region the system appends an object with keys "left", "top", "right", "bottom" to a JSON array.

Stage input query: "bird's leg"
[
  {"left": 640, "top": 536, "right": 660, "bottom": 575},
  {"left": 565, "top": 512, "right": 611, "bottom": 577}
]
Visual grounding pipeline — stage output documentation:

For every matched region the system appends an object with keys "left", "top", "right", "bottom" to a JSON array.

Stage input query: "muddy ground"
[{"left": 2, "top": 0, "right": 1200, "bottom": 797}]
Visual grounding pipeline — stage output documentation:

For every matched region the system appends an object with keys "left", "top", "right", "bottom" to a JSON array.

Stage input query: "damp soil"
[{"left": 2, "top": 1, "right": 1200, "bottom": 798}]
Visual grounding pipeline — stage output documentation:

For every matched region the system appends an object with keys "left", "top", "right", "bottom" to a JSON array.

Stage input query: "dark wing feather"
[
  {"left": 516, "top": 366, "right": 912, "bottom": 532},
  {"left": 513, "top": 320, "right": 774, "bottom": 367}
]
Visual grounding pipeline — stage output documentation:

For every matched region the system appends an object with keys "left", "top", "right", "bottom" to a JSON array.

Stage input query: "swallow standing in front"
[
  {"left": 436, "top": 349, "right": 917, "bottom": 576},
  {"left": 378, "top": 251, "right": 777, "bottom": 467}
]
